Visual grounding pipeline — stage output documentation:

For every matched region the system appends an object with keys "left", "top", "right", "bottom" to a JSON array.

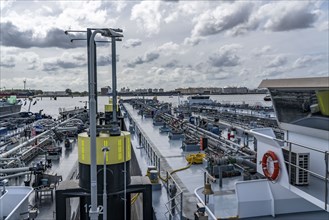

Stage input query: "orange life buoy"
[{"left": 261, "top": 151, "right": 280, "bottom": 181}]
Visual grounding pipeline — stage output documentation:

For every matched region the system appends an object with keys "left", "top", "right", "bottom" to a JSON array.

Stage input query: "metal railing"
[
  {"left": 126, "top": 108, "right": 184, "bottom": 219},
  {"left": 164, "top": 171, "right": 183, "bottom": 220},
  {"left": 278, "top": 138, "right": 329, "bottom": 211},
  {"left": 135, "top": 124, "right": 161, "bottom": 172}
]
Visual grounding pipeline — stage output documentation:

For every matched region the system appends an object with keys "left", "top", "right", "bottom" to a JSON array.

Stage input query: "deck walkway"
[{"left": 124, "top": 103, "right": 240, "bottom": 219}]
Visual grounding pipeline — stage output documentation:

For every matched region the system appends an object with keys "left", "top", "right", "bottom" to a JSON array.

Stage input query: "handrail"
[
  {"left": 276, "top": 137, "right": 327, "bottom": 154},
  {"left": 163, "top": 171, "right": 183, "bottom": 219},
  {"left": 194, "top": 186, "right": 217, "bottom": 220},
  {"left": 127, "top": 109, "right": 184, "bottom": 219},
  {"left": 283, "top": 141, "right": 329, "bottom": 211}
]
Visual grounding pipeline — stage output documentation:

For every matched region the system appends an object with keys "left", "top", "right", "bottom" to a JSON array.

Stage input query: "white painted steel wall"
[
  {"left": 236, "top": 179, "right": 321, "bottom": 218},
  {"left": 0, "top": 186, "right": 33, "bottom": 220}
]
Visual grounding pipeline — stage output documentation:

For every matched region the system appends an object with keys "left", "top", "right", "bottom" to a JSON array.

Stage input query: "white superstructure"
[{"left": 238, "top": 77, "right": 329, "bottom": 218}]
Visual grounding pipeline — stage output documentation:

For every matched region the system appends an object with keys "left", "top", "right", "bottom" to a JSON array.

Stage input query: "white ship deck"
[
  {"left": 124, "top": 103, "right": 329, "bottom": 220},
  {"left": 124, "top": 103, "right": 246, "bottom": 219}
]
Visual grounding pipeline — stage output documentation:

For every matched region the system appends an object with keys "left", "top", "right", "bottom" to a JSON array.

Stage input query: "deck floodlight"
[
  {"left": 111, "top": 28, "right": 123, "bottom": 33},
  {"left": 107, "top": 28, "right": 124, "bottom": 38}
]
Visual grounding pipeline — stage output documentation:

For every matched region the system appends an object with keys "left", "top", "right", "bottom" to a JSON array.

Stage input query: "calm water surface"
[{"left": 24, "top": 94, "right": 272, "bottom": 118}]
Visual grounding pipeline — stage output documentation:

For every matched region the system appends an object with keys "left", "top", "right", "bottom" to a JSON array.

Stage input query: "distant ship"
[
  {"left": 187, "top": 95, "right": 213, "bottom": 105},
  {"left": 0, "top": 96, "right": 22, "bottom": 116}
]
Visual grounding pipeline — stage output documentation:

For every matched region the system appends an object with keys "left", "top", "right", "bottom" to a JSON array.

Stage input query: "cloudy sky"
[{"left": 0, "top": 0, "right": 328, "bottom": 92}]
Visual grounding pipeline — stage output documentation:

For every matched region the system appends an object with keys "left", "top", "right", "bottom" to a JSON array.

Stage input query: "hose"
[{"left": 158, "top": 153, "right": 205, "bottom": 183}]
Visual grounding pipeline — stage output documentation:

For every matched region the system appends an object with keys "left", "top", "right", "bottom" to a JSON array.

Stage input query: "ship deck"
[
  {"left": 124, "top": 103, "right": 242, "bottom": 219},
  {"left": 124, "top": 103, "right": 329, "bottom": 220},
  {"left": 20, "top": 140, "right": 79, "bottom": 220},
  {"left": 3, "top": 102, "right": 327, "bottom": 219}
]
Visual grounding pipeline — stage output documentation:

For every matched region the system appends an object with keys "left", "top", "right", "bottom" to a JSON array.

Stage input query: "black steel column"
[
  {"left": 143, "top": 186, "right": 153, "bottom": 220},
  {"left": 55, "top": 191, "right": 66, "bottom": 220}
]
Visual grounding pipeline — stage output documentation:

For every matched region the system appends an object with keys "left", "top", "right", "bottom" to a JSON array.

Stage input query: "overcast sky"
[{"left": 0, "top": 0, "right": 328, "bottom": 92}]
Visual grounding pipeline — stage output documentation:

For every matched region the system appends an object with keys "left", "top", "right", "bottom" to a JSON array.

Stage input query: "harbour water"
[{"left": 26, "top": 94, "right": 271, "bottom": 118}]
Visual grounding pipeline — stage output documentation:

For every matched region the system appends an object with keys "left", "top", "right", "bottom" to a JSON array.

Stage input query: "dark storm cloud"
[
  {"left": 0, "top": 22, "right": 85, "bottom": 48},
  {"left": 126, "top": 51, "right": 160, "bottom": 67},
  {"left": 122, "top": 39, "right": 142, "bottom": 49}
]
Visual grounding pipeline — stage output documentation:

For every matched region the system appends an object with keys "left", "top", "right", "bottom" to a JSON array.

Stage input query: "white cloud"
[
  {"left": 257, "top": 1, "right": 319, "bottom": 31},
  {"left": 0, "top": 0, "right": 15, "bottom": 11},
  {"left": 252, "top": 46, "right": 272, "bottom": 57},
  {"left": 112, "top": 1, "right": 127, "bottom": 13},
  {"left": 293, "top": 55, "right": 324, "bottom": 69},
  {"left": 0, "top": 1, "right": 327, "bottom": 91},
  {"left": 0, "top": 55, "right": 16, "bottom": 68},
  {"left": 183, "top": 36, "right": 203, "bottom": 46},
  {"left": 130, "top": 1, "right": 162, "bottom": 36},
  {"left": 123, "top": 39, "right": 142, "bottom": 49},
  {"left": 191, "top": 2, "right": 254, "bottom": 37},
  {"left": 207, "top": 44, "right": 242, "bottom": 67},
  {"left": 266, "top": 55, "right": 288, "bottom": 68},
  {"left": 42, "top": 52, "right": 86, "bottom": 72},
  {"left": 164, "top": 2, "right": 206, "bottom": 24},
  {"left": 318, "top": 20, "right": 329, "bottom": 31},
  {"left": 157, "top": 42, "right": 180, "bottom": 55},
  {"left": 125, "top": 51, "right": 160, "bottom": 68}
]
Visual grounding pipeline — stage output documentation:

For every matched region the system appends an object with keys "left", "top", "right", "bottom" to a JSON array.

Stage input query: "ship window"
[{"left": 271, "top": 89, "right": 329, "bottom": 131}]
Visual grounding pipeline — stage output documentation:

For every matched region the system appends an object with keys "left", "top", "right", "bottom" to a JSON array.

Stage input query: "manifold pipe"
[
  {"left": 0, "top": 171, "right": 30, "bottom": 180},
  {"left": 234, "top": 157, "right": 257, "bottom": 170},
  {"left": 0, "top": 167, "right": 30, "bottom": 174},
  {"left": 194, "top": 186, "right": 217, "bottom": 220},
  {"left": 186, "top": 123, "right": 251, "bottom": 156},
  {"left": 6, "top": 137, "right": 50, "bottom": 168},
  {"left": 0, "top": 117, "right": 77, "bottom": 158},
  {"left": 0, "top": 130, "right": 51, "bottom": 158},
  {"left": 0, "top": 157, "right": 21, "bottom": 161}
]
